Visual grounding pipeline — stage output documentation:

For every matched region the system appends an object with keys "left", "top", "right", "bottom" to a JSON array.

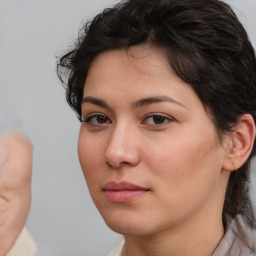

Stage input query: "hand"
[{"left": 0, "top": 132, "right": 32, "bottom": 256}]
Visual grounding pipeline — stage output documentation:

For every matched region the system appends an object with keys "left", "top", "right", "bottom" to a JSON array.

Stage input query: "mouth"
[{"left": 103, "top": 181, "right": 150, "bottom": 203}]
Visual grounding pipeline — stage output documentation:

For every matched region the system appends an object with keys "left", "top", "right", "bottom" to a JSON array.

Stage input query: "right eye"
[{"left": 82, "top": 114, "right": 111, "bottom": 125}]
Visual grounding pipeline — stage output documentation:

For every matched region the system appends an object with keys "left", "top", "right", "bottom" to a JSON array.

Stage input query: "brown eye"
[
  {"left": 144, "top": 114, "right": 172, "bottom": 125},
  {"left": 96, "top": 115, "right": 108, "bottom": 124},
  {"left": 152, "top": 116, "right": 166, "bottom": 124},
  {"left": 83, "top": 114, "right": 111, "bottom": 125}
]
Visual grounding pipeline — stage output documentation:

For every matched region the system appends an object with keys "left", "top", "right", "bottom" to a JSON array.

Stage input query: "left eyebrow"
[{"left": 132, "top": 96, "right": 187, "bottom": 109}]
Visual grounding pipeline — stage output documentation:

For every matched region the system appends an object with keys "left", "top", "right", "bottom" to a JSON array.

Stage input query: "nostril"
[{"left": 106, "top": 160, "right": 124, "bottom": 168}]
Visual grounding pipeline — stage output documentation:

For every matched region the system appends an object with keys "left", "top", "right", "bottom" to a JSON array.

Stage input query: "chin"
[
  {"left": 106, "top": 222, "right": 149, "bottom": 236},
  {"left": 102, "top": 213, "right": 157, "bottom": 236}
]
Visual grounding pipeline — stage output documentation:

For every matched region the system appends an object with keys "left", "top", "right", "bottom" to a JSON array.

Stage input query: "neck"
[{"left": 123, "top": 205, "right": 225, "bottom": 256}]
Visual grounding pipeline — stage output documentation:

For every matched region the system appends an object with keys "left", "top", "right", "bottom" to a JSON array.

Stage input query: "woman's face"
[{"left": 78, "top": 46, "right": 229, "bottom": 236}]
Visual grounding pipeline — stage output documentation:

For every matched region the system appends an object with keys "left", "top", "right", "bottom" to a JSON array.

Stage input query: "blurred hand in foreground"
[{"left": 0, "top": 132, "right": 32, "bottom": 256}]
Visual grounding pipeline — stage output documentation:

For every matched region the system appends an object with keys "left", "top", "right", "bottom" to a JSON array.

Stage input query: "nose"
[{"left": 105, "top": 124, "right": 140, "bottom": 168}]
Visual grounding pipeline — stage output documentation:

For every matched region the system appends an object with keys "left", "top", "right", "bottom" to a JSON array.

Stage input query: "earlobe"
[{"left": 222, "top": 114, "right": 255, "bottom": 172}]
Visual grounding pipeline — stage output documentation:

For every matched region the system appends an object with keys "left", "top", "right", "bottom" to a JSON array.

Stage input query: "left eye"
[{"left": 144, "top": 115, "right": 172, "bottom": 125}]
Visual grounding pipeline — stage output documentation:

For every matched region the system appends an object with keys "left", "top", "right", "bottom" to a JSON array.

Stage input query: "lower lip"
[{"left": 104, "top": 190, "right": 148, "bottom": 203}]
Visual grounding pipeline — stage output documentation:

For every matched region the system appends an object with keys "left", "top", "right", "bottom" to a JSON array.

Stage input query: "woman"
[{"left": 57, "top": 0, "right": 256, "bottom": 255}]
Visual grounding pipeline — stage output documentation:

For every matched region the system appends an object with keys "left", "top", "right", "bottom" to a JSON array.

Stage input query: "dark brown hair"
[{"left": 57, "top": 0, "right": 256, "bottom": 243}]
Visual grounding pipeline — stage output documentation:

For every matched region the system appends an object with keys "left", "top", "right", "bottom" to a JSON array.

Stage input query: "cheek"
[
  {"left": 148, "top": 130, "right": 223, "bottom": 194},
  {"left": 78, "top": 131, "right": 102, "bottom": 181},
  {"left": 145, "top": 136, "right": 224, "bottom": 225},
  {"left": 78, "top": 136, "right": 106, "bottom": 209}
]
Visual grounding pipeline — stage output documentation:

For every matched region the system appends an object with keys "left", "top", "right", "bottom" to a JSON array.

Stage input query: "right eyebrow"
[{"left": 81, "top": 96, "right": 110, "bottom": 108}]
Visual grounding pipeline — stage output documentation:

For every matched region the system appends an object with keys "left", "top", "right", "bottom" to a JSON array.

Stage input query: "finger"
[{"left": 0, "top": 132, "right": 32, "bottom": 194}]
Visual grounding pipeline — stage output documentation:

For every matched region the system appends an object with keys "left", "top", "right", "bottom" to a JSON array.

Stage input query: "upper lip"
[{"left": 103, "top": 181, "right": 149, "bottom": 191}]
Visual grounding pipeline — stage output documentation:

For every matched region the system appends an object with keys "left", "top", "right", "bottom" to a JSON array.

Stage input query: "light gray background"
[{"left": 0, "top": 0, "right": 255, "bottom": 255}]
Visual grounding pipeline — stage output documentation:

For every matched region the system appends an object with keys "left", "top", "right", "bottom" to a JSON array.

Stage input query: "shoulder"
[{"left": 213, "top": 215, "right": 256, "bottom": 256}]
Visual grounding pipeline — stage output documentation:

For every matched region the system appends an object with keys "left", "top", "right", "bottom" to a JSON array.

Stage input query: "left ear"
[{"left": 222, "top": 114, "right": 255, "bottom": 172}]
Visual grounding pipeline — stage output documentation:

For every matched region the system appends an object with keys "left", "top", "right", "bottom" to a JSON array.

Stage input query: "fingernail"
[{"left": 0, "top": 148, "right": 7, "bottom": 164}]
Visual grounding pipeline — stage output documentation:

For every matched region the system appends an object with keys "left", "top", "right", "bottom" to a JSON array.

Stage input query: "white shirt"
[
  {"left": 7, "top": 227, "right": 37, "bottom": 256},
  {"left": 108, "top": 216, "right": 256, "bottom": 256}
]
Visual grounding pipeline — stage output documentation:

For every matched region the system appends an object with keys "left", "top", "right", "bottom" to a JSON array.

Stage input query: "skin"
[
  {"left": 0, "top": 132, "right": 32, "bottom": 256},
  {"left": 78, "top": 45, "right": 250, "bottom": 256}
]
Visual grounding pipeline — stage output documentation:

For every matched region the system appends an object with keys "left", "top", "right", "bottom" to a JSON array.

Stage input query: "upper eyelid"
[
  {"left": 144, "top": 113, "right": 174, "bottom": 120},
  {"left": 82, "top": 112, "right": 108, "bottom": 119}
]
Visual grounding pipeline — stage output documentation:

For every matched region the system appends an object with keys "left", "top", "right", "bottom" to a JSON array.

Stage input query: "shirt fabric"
[
  {"left": 7, "top": 227, "right": 37, "bottom": 256},
  {"left": 108, "top": 215, "right": 256, "bottom": 256}
]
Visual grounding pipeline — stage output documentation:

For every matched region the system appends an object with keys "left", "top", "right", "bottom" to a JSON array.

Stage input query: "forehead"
[
  {"left": 85, "top": 45, "right": 186, "bottom": 93},
  {"left": 83, "top": 46, "right": 209, "bottom": 117},
  {"left": 94, "top": 45, "right": 169, "bottom": 70}
]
